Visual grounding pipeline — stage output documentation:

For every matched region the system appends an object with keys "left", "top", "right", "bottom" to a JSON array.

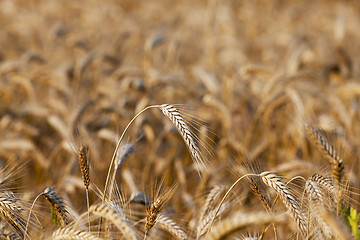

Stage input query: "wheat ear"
[
  {"left": 144, "top": 185, "right": 177, "bottom": 239},
  {"left": 305, "top": 180, "right": 325, "bottom": 204},
  {"left": 247, "top": 177, "right": 273, "bottom": 212},
  {"left": 197, "top": 202, "right": 229, "bottom": 239},
  {"left": 144, "top": 197, "right": 164, "bottom": 238},
  {"left": 198, "top": 185, "right": 226, "bottom": 227},
  {"left": 206, "top": 212, "right": 288, "bottom": 240},
  {"left": 52, "top": 227, "right": 103, "bottom": 240},
  {"left": 78, "top": 145, "right": 91, "bottom": 232},
  {"left": 309, "top": 174, "right": 335, "bottom": 192},
  {"left": 305, "top": 125, "right": 344, "bottom": 186},
  {"left": 0, "top": 193, "right": 24, "bottom": 213},
  {"left": 0, "top": 211, "right": 25, "bottom": 239},
  {"left": 78, "top": 146, "right": 90, "bottom": 190},
  {"left": 108, "top": 143, "right": 134, "bottom": 201},
  {"left": 0, "top": 192, "right": 26, "bottom": 239},
  {"left": 305, "top": 178, "right": 334, "bottom": 239},
  {"left": 246, "top": 176, "right": 276, "bottom": 238},
  {"left": 308, "top": 174, "right": 337, "bottom": 210},
  {"left": 1, "top": 232, "right": 22, "bottom": 240},
  {"left": 155, "top": 214, "right": 187, "bottom": 240},
  {"left": 43, "top": 188, "right": 69, "bottom": 227},
  {"left": 305, "top": 125, "right": 345, "bottom": 217},
  {"left": 259, "top": 171, "right": 307, "bottom": 236},
  {"left": 88, "top": 204, "right": 137, "bottom": 240},
  {"left": 159, "top": 104, "right": 206, "bottom": 169}
]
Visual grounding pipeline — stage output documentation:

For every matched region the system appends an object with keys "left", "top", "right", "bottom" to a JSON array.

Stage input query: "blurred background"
[{"left": 1, "top": 0, "right": 360, "bottom": 238}]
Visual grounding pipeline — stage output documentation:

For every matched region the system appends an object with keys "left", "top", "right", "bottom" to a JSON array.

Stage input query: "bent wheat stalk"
[
  {"left": 103, "top": 105, "right": 158, "bottom": 202},
  {"left": 104, "top": 104, "right": 204, "bottom": 202},
  {"left": 25, "top": 192, "right": 44, "bottom": 240},
  {"left": 207, "top": 173, "right": 258, "bottom": 235}
]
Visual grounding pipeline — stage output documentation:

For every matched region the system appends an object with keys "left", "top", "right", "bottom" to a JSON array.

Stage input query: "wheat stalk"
[
  {"left": 103, "top": 104, "right": 203, "bottom": 203},
  {"left": 25, "top": 192, "right": 45, "bottom": 240},
  {"left": 206, "top": 173, "right": 260, "bottom": 236},
  {"left": 103, "top": 105, "right": 159, "bottom": 202}
]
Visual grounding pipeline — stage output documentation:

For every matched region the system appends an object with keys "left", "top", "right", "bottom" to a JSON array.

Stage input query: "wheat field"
[{"left": 1, "top": 0, "right": 360, "bottom": 239}]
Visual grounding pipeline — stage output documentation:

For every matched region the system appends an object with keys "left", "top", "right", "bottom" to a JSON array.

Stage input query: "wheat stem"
[
  {"left": 103, "top": 105, "right": 158, "bottom": 202},
  {"left": 24, "top": 193, "right": 43, "bottom": 240},
  {"left": 206, "top": 173, "right": 257, "bottom": 236}
]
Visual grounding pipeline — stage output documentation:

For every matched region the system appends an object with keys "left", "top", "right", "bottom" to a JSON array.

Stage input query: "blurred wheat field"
[{"left": 1, "top": 0, "right": 360, "bottom": 239}]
